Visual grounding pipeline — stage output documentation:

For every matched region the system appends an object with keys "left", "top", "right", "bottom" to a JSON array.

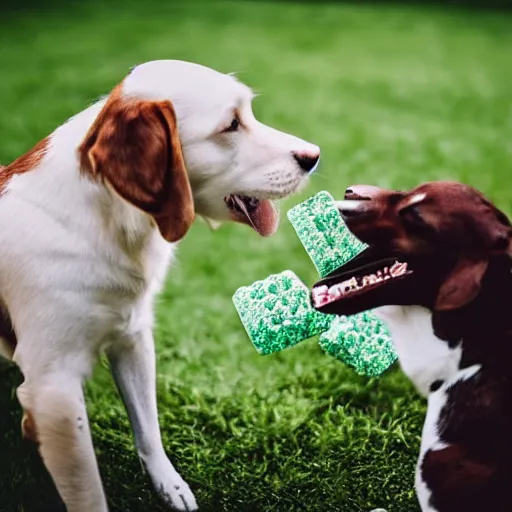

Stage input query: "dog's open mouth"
[
  {"left": 312, "top": 260, "right": 411, "bottom": 308},
  {"left": 312, "top": 249, "right": 418, "bottom": 316},
  {"left": 224, "top": 195, "right": 279, "bottom": 237}
]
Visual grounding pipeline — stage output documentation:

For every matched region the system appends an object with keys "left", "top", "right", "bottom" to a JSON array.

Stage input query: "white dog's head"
[{"left": 120, "top": 60, "right": 320, "bottom": 238}]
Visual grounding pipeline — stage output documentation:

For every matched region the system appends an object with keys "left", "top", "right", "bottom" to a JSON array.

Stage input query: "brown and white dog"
[
  {"left": 313, "top": 182, "right": 512, "bottom": 512},
  {"left": 0, "top": 60, "right": 320, "bottom": 511}
]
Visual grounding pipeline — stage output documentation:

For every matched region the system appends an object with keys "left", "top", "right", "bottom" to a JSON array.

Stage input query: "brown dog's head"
[{"left": 313, "top": 181, "right": 511, "bottom": 317}]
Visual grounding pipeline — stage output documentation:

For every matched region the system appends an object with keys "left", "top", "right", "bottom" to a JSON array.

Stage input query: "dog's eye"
[{"left": 223, "top": 116, "right": 240, "bottom": 133}]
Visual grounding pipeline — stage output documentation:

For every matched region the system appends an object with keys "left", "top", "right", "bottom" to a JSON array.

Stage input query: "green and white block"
[
  {"left": 233, "top": 270, "right": 334, "bottom": 355},
  {"left": 287, "top": 191, "right": 367, "bottom": 277},
  {"left": 319, "top": 313, "right": 397, "bottom": 377},
  {"left": 232, "top": 191, "right": 397, "bottom": 377}
]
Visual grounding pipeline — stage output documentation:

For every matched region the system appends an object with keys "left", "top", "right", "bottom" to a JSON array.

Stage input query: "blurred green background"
[{"left": 0, "top": 1, "right": 511, "bottom": 511}]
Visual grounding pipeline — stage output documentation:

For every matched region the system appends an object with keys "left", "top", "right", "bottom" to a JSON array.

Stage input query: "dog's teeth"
[
  {"left": 314, "top": 285, "right": 328, "bottom": 295},
  {"left": 318, "top": 261, "right": 411, "bottom": 308},
  {"left": 330, "top": 284, "right": 343, "bottom": 299},
  {"left": 312, "top": 289, "right": 323, "bottom": 299},
  {"left": 327, "top": 284, "right": 338, "bottom": 297},
  {"left": 326, "top": 277, "right": 360, "bottom": 300},
  {"left": 390, "top": 261, "right": 408, "bottom": 277},
  {"left": 312, "top": 286, "right": 330, "bottom": 306},
  {"left": 362, "top": 273, "right": 379, "bottom": 287},
  {"left": 319, "top": 295, "right": 331, "bottom": 306},
  {"left": 312, "top": 286, "right": 332, "bottom": 307},
  {"left": 343, "top": 277, "right": 359, "bottom": 293}
]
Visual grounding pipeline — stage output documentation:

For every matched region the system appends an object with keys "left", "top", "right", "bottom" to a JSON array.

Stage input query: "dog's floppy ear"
[
  {"left": 482, "top": 207, "right": 512, "bottom": 256},
  {"left": 436, "top": 201, "right": 512, "bottom": 311},
  {"left": 80, "top": 91, "right": 194, "bottom": 242},
  {"left": 435, "top": 257, "right": 488, "bottom": 312}
]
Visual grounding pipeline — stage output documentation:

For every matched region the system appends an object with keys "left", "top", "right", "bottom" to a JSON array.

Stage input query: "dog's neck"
[{"left": 432, "top": 256, "right": 512, "bottom": 371}]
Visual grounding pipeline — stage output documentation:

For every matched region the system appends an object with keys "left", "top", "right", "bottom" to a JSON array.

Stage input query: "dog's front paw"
[
  {"left": 146, "top": 456, "right": 198, "bottom": 511},
  {"left": 157, "top": 473, "right": 198, "bottom": 511}
]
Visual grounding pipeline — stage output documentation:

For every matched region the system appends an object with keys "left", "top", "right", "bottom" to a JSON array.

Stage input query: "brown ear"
[
  {"left": 435, "top": 257, "right": 488, "bottom": 311},
  {"left": 489, "top": 221, "right": 512, "bottom": 258},
  {"left": 477, "top": 202, "right": 512, "bottom": 255},
  {"left": 79, "top": 94, "right": 194, "bottom": 242}
]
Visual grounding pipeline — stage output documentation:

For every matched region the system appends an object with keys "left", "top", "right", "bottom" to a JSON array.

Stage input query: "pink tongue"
[{"left": 234, "top": 196, "right": 279, "bottom": 237}]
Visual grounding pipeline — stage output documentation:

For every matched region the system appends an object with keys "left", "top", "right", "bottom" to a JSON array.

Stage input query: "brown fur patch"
[
  {"left": 422, "top": 442, "right": 509, "bottom": 512},
  {"left": 0, "top": 137, "right": 50, "bottom": 194},
  {"left": 79, "top": 84, "right": 194, "bottom": 242},
  {"left": 21, "top": 410, "right": 39, "bottom": 443}
]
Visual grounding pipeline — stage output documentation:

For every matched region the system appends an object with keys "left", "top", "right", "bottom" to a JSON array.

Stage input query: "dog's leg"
[
  {"left": 107, "top": 330, "right": 198, "bottom": 511},
  {"left": 16, "top": 371, "right": 108, "bottom": 512}
]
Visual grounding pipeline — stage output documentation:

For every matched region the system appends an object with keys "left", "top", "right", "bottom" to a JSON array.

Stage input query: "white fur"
[
  {"left": 404, "top": 193, "right": 427, "bottom": 208},
  {"left": 414, "top": 364, "right": 481, "bottom": 512},
  {"left": 335, "top": 200, "right": 368, "bottom": 212},
  {"left": 0, "top": 60, "right": 319, "bottom": 511},
  {"left": 375, "top": 305, "right": 481, "bottom": 512},
  {"left": 374, "top": 306, "right": 461, "bottom": 397}
]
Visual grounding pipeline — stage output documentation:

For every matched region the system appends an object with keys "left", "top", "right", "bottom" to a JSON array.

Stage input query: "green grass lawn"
[{"left": 0, "top": 1, "right": 511, "bottom": 511}]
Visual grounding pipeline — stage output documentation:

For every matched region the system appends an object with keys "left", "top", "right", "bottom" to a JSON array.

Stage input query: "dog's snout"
[
  {"left": 344, "top": 185, "right": 383, "bottom": 200},
  {"left": 335, "top": 199, "right": 368, "bottom": 218},
  {"left": 293, "top": 150, "right": 320, "bottom": 174},
  {"left": 339, "top": 185, "right": 385, "bottom": 221}
]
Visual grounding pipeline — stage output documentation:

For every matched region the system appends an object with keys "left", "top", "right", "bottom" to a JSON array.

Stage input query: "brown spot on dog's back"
[{"left": 0, "top": 137, "right": 50, "bottom": 194}]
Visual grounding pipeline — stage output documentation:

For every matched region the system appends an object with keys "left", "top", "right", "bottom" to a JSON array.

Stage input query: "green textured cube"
[
  {"left": 319, "top": 313, "right": 397, "bottom": 377},
  {"left": 233, "top": 270, "right": 334, "bottom": 355},
  {"left": 287, "top": 191, "right": 368, "bottom": 278}
]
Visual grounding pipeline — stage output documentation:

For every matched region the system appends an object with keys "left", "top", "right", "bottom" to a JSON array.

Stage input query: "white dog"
[{"left": 0, "top": 60, "right": 320, "bottom": 511}]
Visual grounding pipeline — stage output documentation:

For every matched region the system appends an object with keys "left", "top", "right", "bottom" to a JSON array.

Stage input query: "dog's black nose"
[{"left": 293, "top": 152, "right": 320, "bottom": 174}]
